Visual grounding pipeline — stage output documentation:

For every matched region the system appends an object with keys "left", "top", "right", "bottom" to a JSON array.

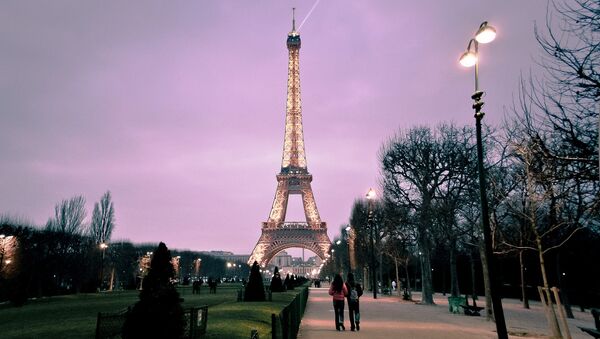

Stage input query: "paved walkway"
[{"left": 298, "top": 288, "right": 593, "bottom": 339}]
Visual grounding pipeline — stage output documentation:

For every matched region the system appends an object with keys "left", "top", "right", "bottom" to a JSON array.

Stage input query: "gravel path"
[{"left": 298, "top": 287, "right": 595, "bottom": 338}]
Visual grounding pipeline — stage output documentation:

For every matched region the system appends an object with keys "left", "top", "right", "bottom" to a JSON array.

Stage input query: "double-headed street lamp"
[
  {"left": 366, "top": 188, "right": 377, "bottom": 299},
  {"left": 459, "top": 21, "right": 508, "bottom": 339}
]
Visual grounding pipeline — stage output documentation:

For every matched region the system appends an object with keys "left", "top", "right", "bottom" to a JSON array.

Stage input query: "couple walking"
[{"left": 328, "top": 272, "right": 363, "bottom": 331}]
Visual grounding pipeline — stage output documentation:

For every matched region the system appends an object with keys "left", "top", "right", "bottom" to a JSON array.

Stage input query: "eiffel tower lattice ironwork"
[{"left": 248, "top": 12, "right": 331, "bottom": 266}]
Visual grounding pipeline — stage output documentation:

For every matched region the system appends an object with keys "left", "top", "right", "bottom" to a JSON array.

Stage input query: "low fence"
[
  {"left": 237, "top": 286, "right": 272, "bottom": 302},
  {"left": 95, "top": 307, "right": 131, "bottom": 339},
  {"left": 271, "top": 286, "right": 309, "bottom": 339},
  {"left": 95, "top": 305, "right": 208, "bottom": 339},
  {"left": 183, "top": 306, "right": 209, "bottom": 339}
]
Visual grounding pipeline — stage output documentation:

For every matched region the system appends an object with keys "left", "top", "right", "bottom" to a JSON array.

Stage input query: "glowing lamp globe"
[
  {"left": 366, "top": 188, "right": 376, "bottom": 200},
  {"left": 459, "top": 51, "right": 478, "bottom": 67},
  {"left": 475, "top": 22, "right": 496, "bottom": 44}
]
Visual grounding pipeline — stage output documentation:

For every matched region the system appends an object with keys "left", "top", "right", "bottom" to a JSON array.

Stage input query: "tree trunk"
[
  {"left": 442, "top": 264, "right": 446, "bottom": 296},
  {"left": 395, "top": 258, "right": 401, "bottom": 296},
  {"left": 519, "top": 250, "right": 529, "bottom": 309},
  {"left": 537, "top": 236, "right": 562, "bottom": 338},
  {"left": 419, "top": 254, "right": 423, "bottom": 292},
  {"left": 419, "top": 196, "right": 435, "bottom": 304},
  {"left": 556, "top": 252, "right": 574, "bottom": 318},
  {"left": 469, "top": 248, "right": 478, "bottom": 305},
  {"left": 404, "top": 263, "right": 411, "bottom": 296},
  {"left": 420, "top": 245, "right": 435, "bottom": 304},
  {"left": 449, "top": 242, "right": 460, "bottom": 297},
  {"left": 379, "top": 251, "right": 383, "bottom": 292},
  {"left": 520, "top": 189, "right": 529, "bottom": 309},
  {"left": 109, "top": 267, "right": 115, "bottom": 291},
  {"left": 479, "top": 242, "right": 494, "bottom": 320}
]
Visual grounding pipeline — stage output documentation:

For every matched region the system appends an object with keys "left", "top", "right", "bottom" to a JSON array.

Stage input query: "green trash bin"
[{"left": 448, "top": 296, "right": 466, "bottom": 314}]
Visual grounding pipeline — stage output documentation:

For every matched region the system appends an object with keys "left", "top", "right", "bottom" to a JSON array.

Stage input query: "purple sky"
[{"left": 1, "top": 1, "right": 548, "bottom": 255}]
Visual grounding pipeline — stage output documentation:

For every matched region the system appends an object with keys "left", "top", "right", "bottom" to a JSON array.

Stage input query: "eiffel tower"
[{"left": 248, "top": 12, "right": 331, "bottom": 266}]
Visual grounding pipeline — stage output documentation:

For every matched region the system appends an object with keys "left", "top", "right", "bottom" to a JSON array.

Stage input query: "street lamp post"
[
  {"left": 194, "top": 258, "right": 202, "bottom": 279},
  {"left": 459, "top": 21, "right": 507, "bottom": 339},
  {"left": 366, "top": 188, "right": 377, "bottom": 299},
  {"left": 331, "top": 248, "right": 336, "bottom": 271},
  {"left": 99, "top": 242, "right": 108, "bottom": 290},
  {"left": 0, "top": 234, "right": 8, "bottom": 269},
  {"left": 174, "top": 256, "right": 181, "bottom": 282},
  {"left": 418, "top": 251, "right": 423, "bottom": 292},
  {"left": 344, "top": 226, "right": 355, "bottom": 276},
  {"left": 0, "top": 234, "right": 9, "bottom": 275},
  {"left": 334, "top": 239, "right": 343, "bottom": 276}
]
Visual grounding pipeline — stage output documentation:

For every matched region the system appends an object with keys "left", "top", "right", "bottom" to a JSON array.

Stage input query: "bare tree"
[
  {"left": 381, "top": 227, "right": 414, "bottom": 297},
  {"left": 493, "top": 168, "right": 534, "bottom": 310},
  {"left": 533, "top": 0, "right": 599, "bottom": 187},
  {"left": 348, "top": 198, "right": 384, "bottom": 291},
  {"left": 46, "top": 195, "right": 87, "bottom": 234},
  {"left": 507, "top": 135, "right": 582, "bottom": 338},
  {"left": 432, "top": 125, "right": 480, "bottom": 298},
  {"left": 348, "top": 199, "right": 369, "bottom": 280},
  {"left": 380, "top": 123, "right": 476, "bottom": 304},
  {"left": 90, "top": 191, "right": 115, "bottom": 244},
  {"left": 499, "top": 2, "right": 599, "bottom": 331}
]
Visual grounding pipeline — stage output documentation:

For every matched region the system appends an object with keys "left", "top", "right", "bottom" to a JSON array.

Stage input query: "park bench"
[
  {"left": 460, "top": 304, "right": 484, "bottom": 316},
  {"left": 448, "top": 295, "right": 483, "bottom": 316},
  {"left": 579, "top": 308, "right": 600, "bottom": 338},
  {"left": 95, "top": 305, "right": 208, "bottom": 339},
  {"left": 460, "top": 295, "right": 484, "bottom": 316}
]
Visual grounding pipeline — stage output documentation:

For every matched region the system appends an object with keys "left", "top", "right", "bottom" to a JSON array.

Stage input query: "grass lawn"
[{"left": 0, "top": 284, "right": 306, "bottom": 339}]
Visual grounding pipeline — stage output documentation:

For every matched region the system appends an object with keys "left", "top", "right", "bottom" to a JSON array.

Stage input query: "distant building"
[
  {"left": 279, "top": 265, "right": 319, "bottom": 278},
  {"left": 201, "top": 250, "right": 320, "bottom": 278},
  {"left": 272, "top": 251, "right": 292, "bottom": 268},
  {"left": 202, "top": 251, "right": 250, "bottom": 265},
  {"left": 201, "top": 250, "right": 298, "bottom": 268},
  {"left": 306, "top": 255, "right": 323, "bottom": 266}
]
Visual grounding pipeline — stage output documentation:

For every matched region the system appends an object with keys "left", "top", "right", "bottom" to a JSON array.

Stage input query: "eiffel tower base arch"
[{"left": 248, "top": 224, "right": 331, "bottom": 266}]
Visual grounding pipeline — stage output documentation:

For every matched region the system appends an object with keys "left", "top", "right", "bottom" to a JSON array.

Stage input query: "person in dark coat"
[{"left": 344, "top": 272, "right": 363, "bottom": 331}]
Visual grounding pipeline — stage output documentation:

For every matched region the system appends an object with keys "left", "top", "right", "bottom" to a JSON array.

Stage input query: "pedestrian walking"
[
  {"left": 392, "top": 280, "right": 397, "bottom": 291},
  {"left": 328, "top": 273, "right": 348, "bottom": 331},
  {"left": 345, "top": 272, "right": 363, "bottom": 331}
]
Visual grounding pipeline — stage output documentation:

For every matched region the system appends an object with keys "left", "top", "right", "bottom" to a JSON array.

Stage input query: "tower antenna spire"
[{"left": 292, "top": 7, "right": 296, "bottom": 31}]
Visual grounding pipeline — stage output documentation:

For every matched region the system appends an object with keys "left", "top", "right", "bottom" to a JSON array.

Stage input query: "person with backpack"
[
  {"left": 328, "top": 273, "right": 348, "bottom": 331},
  {"left": 345, "top": 272, "right": 363, "bottom": 331}
]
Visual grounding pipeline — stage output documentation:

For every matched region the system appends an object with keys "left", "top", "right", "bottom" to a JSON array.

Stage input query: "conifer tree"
[
  {"left": 244, "top": 261, "right": 266, "bottom": 301},
  {"left": 123, "top": 242, "right": 184, "bottom": 338},
  {"left": 269, "top": 266, "right": 284, "bottom": 292},
  {"left": 284, "top": 273, "right": 294, "bottom": 290}
]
